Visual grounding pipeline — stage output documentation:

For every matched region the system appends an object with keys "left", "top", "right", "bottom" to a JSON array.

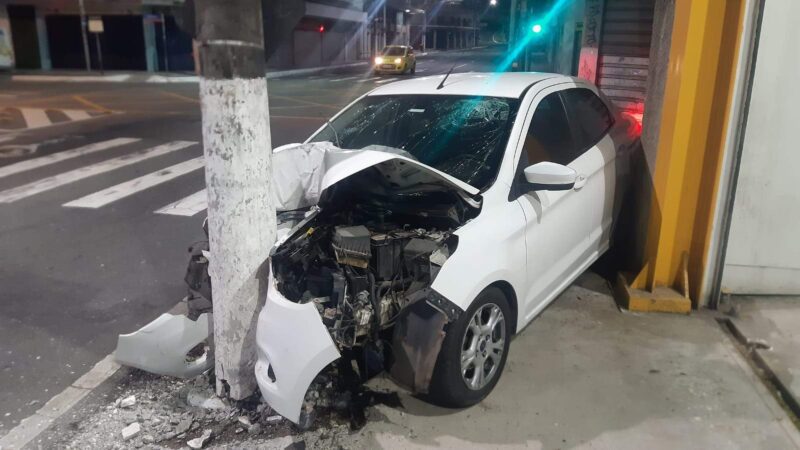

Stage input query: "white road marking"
[
  {"left": 375, "top": 78, "right": 398, "bottom": 84},
  {"left": 20, "top": 108, "right": 51, "bottom": 129},
  {"left": 155, "top": 189, "right": 208, "bottom": 216},
  {"left": 64, "top": 157, "right": 205, "bottom": 209},
  {"left": 358, "top": 77, "right": 381, "bottom": 82},
  {"left": 12, "top": 74, "right": 132, "bottom": 82},
  {"left": 0, "top": 138, "right": 140, "bottom": 180},
  {"left": 0, "top": 140, "right": 196, "bottom": 203},
  {"left": 331, "top": 76, "right": 358, "bottom": 82},
  {"left": 415, "top": 68, "right": 426, "bottom": 73},
  {"left": 62, "top": 109, "right": 93, "bottom": 121}
]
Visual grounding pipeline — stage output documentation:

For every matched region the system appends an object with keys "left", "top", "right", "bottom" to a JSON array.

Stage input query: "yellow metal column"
[{"left": 617, "top": 0, "right": 747, "bottom": 313}]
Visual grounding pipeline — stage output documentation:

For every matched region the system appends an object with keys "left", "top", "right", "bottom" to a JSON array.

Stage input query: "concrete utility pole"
[{"left": 194, "top": 0, "right": 276, "bottom": 400}]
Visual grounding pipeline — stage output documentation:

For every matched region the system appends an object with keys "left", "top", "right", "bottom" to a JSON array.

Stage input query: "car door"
[
  {"left": 560, "top": 87, "right": 618, "bottom": 255},
  {"left": 513, "top": 86, "right": 615, "bottom": 322}
]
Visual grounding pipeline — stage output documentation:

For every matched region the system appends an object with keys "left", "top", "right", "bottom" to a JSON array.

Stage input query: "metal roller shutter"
[{"left": 597, "top": 0, "right": 655, "bottom": 115}]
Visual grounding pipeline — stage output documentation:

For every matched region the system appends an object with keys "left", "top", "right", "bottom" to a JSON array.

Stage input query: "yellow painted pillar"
[{"left": 617, "top": 0, "right": 747, "bottom": 313}]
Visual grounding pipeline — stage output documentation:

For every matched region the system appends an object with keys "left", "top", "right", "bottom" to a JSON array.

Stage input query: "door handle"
[{"left": 574, "top": 174, "right": 587, "bottom": 190}]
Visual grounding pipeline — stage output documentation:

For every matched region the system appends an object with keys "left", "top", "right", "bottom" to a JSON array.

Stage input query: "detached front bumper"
[{"left": 255, "top": 273, "right": 341, "bottom": 423}]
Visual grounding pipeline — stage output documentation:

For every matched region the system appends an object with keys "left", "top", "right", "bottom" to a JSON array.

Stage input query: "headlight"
[
  {"left": 375, "top": 57, "right": 383, "bottom": 64},
  {"left": 394, "top": 58, "right": 402, "bottom": 64}
]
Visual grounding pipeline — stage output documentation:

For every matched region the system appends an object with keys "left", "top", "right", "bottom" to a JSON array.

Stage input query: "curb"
[
  {"left": 0, "top": 354, "right": 120, "bottom": 449},
  {"left": 717, "top": 317, "right": 800, "bottom": 424}
]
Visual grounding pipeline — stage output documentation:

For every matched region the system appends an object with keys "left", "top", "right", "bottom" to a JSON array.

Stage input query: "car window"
[
  {"left": 521, "top": 92, "right": 577, "bottom": 166},
  {"left": 562, "top": 88, "right": 614, "bottom": 150},
  {"left": 309, "top": 95, "right": 520, "bottom": 190},
  {"left": 382, "top": 47, "right": 405, "bottom": 56}
]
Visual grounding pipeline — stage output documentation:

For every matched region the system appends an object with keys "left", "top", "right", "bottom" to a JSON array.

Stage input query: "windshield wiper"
[{"left": 325, "top": 121, "right": 341, "bottom": 148}]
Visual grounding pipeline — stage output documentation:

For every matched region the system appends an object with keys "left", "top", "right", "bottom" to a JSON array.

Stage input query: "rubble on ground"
[{"left": 49, "top": 369, "right": 385, "bottom": 449}]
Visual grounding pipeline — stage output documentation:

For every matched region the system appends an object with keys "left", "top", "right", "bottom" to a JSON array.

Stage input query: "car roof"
[{"left": 367, "top": 72, "right": 578, "bottom": 99}]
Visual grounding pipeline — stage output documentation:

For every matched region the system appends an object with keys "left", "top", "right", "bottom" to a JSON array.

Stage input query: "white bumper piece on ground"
[
  {"left": 255, "top": 274, "right": 341, "bottom": 423},
  {"left": 115, "top": 312, "right": 213, "bottom": 378}
]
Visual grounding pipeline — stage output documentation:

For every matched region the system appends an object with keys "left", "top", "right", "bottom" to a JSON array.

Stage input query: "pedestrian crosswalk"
[
  {"left": 63, "top": 157, "right": 204, "bottom": 209},
  {"left": 0, "top": 138, "right": 140, "bottom": 180},
  {"left": 0, "top": 107, "right": 112, "bottom": 131},
  {"left": 0, "top": 138, "right": 210, "bottom": 217},
  {"left": 154, "top": 189, "right": 208, "bottom": 217}
]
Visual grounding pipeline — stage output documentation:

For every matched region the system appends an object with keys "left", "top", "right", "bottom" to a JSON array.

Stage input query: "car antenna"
[{"left": 436, "top": 64, "right": 457, "bottom": 90}]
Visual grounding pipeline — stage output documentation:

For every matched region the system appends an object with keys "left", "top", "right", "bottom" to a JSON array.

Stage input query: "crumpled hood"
[{"left": 272, "top": 142, "right": 479, "bottom": 211}]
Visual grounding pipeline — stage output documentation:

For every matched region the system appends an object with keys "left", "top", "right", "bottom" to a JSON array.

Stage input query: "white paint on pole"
[
  {"left": 63, "top": 157, "right": 204, "bottom": 209},
  {"left": 200, "top": 77, "right": 275, "bottom": 399},
  {"left": 0, "top": 141, "right": 196, "bottom": 203},
  {"left": 154, "top": 189, "right": 208, "bottom": 216},
  {"left": 0, "top": 137, "right": 139, "bottom": 179}
]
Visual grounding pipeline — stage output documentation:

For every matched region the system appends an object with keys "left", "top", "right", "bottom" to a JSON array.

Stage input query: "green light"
[{"left": 532, "top": 24, "right": 542, "bottom": 33}]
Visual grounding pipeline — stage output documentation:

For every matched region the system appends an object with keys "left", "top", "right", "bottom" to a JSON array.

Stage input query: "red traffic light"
[{"left": 318, "top": 25, "right": 325, "bottom": 33}]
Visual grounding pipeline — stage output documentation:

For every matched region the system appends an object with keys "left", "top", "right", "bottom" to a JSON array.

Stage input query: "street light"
[{"left": 490, "top": 0, "right": 498, "bottom": 6}]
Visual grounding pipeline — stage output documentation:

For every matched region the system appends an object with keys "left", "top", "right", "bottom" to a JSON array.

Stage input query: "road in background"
[{"left": 0, "top": 46, "right": 507, "bottom": 431}]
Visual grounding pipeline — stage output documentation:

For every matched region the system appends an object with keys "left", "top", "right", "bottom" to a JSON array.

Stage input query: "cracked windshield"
[{"left": 312, "top": 95, "right": 518, "bottom": 189}]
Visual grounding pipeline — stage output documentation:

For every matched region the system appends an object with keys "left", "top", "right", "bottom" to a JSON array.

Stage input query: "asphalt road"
[{"left": 0, "top": 46, "right": 509, "bottom": 432}]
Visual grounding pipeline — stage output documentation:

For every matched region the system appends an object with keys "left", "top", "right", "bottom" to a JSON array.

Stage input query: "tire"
[
  {"left": 426, "top": 287, "right": 512, "bottom": 408},
  {"left": 410, "top": 64, "right": 416, "bottom": 75}
]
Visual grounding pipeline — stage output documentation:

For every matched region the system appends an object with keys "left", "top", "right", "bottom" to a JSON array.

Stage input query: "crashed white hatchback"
[{"left": 256, "top": 73, "right": 638, "bottom": 423}]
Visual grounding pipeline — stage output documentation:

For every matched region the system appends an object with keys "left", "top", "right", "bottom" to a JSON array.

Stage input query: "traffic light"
[
  {"left": 318, "top": 25, "right": 325, "bottom": 33},
  {"left": 531, "top": 23, "right": 542, "bottom": 33}
]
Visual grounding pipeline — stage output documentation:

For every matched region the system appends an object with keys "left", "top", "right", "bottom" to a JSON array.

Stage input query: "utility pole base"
[{"left": 613, "top": 272, "right": 692, "bottom": 314}]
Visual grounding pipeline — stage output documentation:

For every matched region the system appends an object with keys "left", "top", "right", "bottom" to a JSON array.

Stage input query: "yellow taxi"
[{"left": 373, "top": 45, "right": 417, "bottom": 75}]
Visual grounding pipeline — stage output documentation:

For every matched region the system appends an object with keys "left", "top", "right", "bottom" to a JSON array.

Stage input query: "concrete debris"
[
  {"left": 187, "top": 388, "right": 228, "bottom": 409},
  {"left": 175, "top": 417, "right": 193, "bottom": 435},
  {"left": 121, "top": 422, "right": 141, "bottom": 440},
  {"left": 237, "top": 415, "right": 253, "bottom": 428},
  {"left": 187, "top": 429, "right": 213, "bottom": 449},
  {"left": 34, "top": 370, "right": 370, "bottom": 449},
  {"left": 117, "top": 395, "right": 136, "bottom": 408}
]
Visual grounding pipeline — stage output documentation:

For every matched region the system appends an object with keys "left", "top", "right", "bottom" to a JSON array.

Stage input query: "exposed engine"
[{"left": 270, "top": 167, "right": 477, "bottom": 353}]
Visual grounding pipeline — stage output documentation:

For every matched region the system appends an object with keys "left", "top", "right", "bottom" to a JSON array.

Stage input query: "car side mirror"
[{"left": 523, "top": 162, "right": 577, "bottom": 191}]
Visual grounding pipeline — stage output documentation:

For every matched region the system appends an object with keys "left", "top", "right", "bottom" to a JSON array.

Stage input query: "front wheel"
[{"left": 426, "top": 287, "right": 511, "bottom": 408}]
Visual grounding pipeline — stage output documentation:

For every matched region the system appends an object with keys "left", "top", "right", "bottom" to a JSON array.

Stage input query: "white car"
[{"left": 255, "top": 72, "right": 637, "bottom": 423}]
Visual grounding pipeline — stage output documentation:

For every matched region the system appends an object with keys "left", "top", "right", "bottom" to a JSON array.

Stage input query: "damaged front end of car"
[{"left": 255, "top": 150, "right": 481, "bottom": 424}]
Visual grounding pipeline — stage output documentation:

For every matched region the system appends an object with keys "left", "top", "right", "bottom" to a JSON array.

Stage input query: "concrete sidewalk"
[{"left": 11, "top": 273, "right": 800, "bottom": 449}]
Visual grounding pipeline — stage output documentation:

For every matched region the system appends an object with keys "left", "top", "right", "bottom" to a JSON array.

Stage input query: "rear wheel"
[{"left": 426, "top": 287, "right": 511, "bottom": 408}]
